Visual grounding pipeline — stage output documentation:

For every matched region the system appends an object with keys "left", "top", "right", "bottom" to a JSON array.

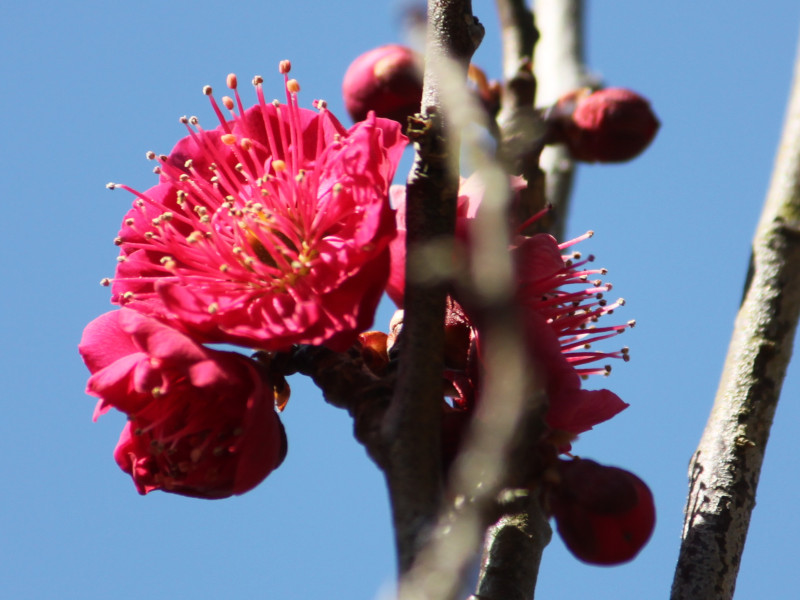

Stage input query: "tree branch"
[
  {"left": 473, "top": 492, "right": 551, "bottom": 600},
  {"left": 394, "top": 12, "right": 551, "bottom": 596},
  {"left": 671, "top": 32, "right": 800, "bottom": 600},
  {"left": 385, "top": 0, "right": 484, "bottom": 576},
  {"left": 532, "top": 0, "right": 593, "bottom": 239},
  {"left": 494, "top": 0, "right": 549, "bottom": 236}
]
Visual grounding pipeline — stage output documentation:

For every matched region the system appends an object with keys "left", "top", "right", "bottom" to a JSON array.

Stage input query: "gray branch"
[
  {"left": 671, "top": 32, "right": 800, "bottom": 600},
  {"left": 532, "top": 0, "right": 592, "bottom": 240}
]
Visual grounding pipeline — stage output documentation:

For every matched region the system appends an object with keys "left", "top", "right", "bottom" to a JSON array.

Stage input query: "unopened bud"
[
  {"left": 549, "top": 88, "right": 660, "bottom": 163},
  {"left": 549, "top": 458, "right": 655, "bottom": 565},
  {"left": 342, "top": 44, "right": 423, "bottom": 125}
]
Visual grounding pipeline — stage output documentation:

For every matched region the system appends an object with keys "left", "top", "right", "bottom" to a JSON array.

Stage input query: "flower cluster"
[
  {"left": 80, "top": 51, "right": 655, "bottom": 569},
  {"left": 81, "top": 62, "right": 407, "bottom": 498}
]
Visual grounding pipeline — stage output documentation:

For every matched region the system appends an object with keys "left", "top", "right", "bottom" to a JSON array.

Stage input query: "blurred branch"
[
  {"left": 458, "top": 4, "right": 551, "bottom": 600},
  {"left": 386, "top": 0, "right": 484, "bottom": 576},
  {"left": 396, "top": 12, "right": 549, "bottom": 597},
  {"left": 532, "top": 0, "right": 592, "bottom": 239},
  {"left": 496, "top": 0, "right": 537, "bottom": 81},
  {"left": 671, "top": 32, "right": 800, "bottom": 600}
]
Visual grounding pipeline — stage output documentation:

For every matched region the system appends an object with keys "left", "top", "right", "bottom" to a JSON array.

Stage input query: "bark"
[{"left": 385, "top": 0, "right": 484, "bottom": 577}]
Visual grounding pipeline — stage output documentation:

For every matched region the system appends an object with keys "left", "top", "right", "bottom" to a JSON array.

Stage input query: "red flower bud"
[
  {"left": 550, "top": 458, "right": 655, "bottom": 565},
  {"left": 552, "top": 88, "right": 660, "bottom": 163},
  {"left": 342, "top": 44, "right": 423, "bottom": 125}
]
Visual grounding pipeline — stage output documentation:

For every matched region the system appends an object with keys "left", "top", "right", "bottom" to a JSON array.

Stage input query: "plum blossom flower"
[
  {"left": 386, "top": 175, "right": 630, "bottom": 440},
  {"left": 513, "top": 233, "right": 631, "bottom": 437},
  {"left": 79, "top": 309, "right": 286, "bottom": 499},
  {"left": 109, "top": 62, "right": 407, "bottom": 351}
]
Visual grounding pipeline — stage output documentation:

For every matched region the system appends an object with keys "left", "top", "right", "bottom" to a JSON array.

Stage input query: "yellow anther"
[
  {"left": 203, "top": 85, "right": 213, "bottom": 95},
  {"left": 272, "top": 160, "right": 286, "bottom": 172},
  {"left": 227, "top": 73, "right": 238, "bottom": 89},
  {"left": 222, "top": 96, "right": 234, "bottom": 110},
  {"left": 287, "top": 79, "right": 300, "bottom": 93},
  {"left": 208, "top": 302, "right": 219, "bottom": 314},
  {"left": 221, "top": 133, "right": 237, "bottom": 145},
  {"left": 279, "top": 60, "right": 292, "bottom": 74}
]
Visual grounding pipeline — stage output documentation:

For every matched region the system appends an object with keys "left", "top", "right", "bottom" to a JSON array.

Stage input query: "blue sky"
[{"left": 2, "top": 1, "right": 800, "bottom": 598}]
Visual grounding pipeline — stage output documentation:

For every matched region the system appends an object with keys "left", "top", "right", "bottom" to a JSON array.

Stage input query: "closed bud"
[
  {"left": 549, "top": 458, "right": 655, "bottom": 565},
  {"left": 550, "top": 88, "right": 660, "bottom": 163},
  {"left": 342, "top": 44, "right": 423, "bottom": 125}
]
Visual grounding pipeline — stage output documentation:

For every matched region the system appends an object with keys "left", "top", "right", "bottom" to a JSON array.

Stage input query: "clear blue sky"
[{"left": 2, "top": 1, "right": 800, "bottom": 598}]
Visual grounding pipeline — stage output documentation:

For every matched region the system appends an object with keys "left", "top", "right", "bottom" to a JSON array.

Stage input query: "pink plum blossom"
[
  {"left": 109, "top": 62, "right": 407, "bottom": 351},
  {"left": 79, "top": 309, "right": 286, "bottom": 499},
  {"left": 386, "top": 175, "right": 630, "bottom": 440}
]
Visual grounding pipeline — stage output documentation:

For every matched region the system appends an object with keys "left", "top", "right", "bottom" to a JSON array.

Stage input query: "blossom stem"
[{"left": 671, "top": 32, "right": 800, "bottom": 600}]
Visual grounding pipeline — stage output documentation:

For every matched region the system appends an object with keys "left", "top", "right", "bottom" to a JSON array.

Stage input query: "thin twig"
[
  {"left": 385, "top": 0, "right": 484, "bottom": 577},
  {"left": 532, "top": 0, "right": 592, "bottom": 240},
  {"left": 494, "top": 0, "right": 549, "bottom": 237},
  {"left": 671, "top": 31, "right": 800, "bottom": 600}
]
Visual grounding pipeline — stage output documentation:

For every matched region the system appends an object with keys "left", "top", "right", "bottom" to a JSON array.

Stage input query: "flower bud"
[
  {"left": 549, "top": 458, "right": 655, "bottom": 565},
  {"left": 342, "top": 44, "right": 423, "bottom": 125},
  {"left": 550, "top": 88, "right": 660, "bottom": 163}
]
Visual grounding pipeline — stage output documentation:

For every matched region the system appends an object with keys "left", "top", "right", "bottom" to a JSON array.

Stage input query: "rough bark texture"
[
  {"left": 671, "top": 35, "right": 800, "bottom": 600},
  {"left": 385, "top": 0, "right": 484, "bottom": 577}
]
